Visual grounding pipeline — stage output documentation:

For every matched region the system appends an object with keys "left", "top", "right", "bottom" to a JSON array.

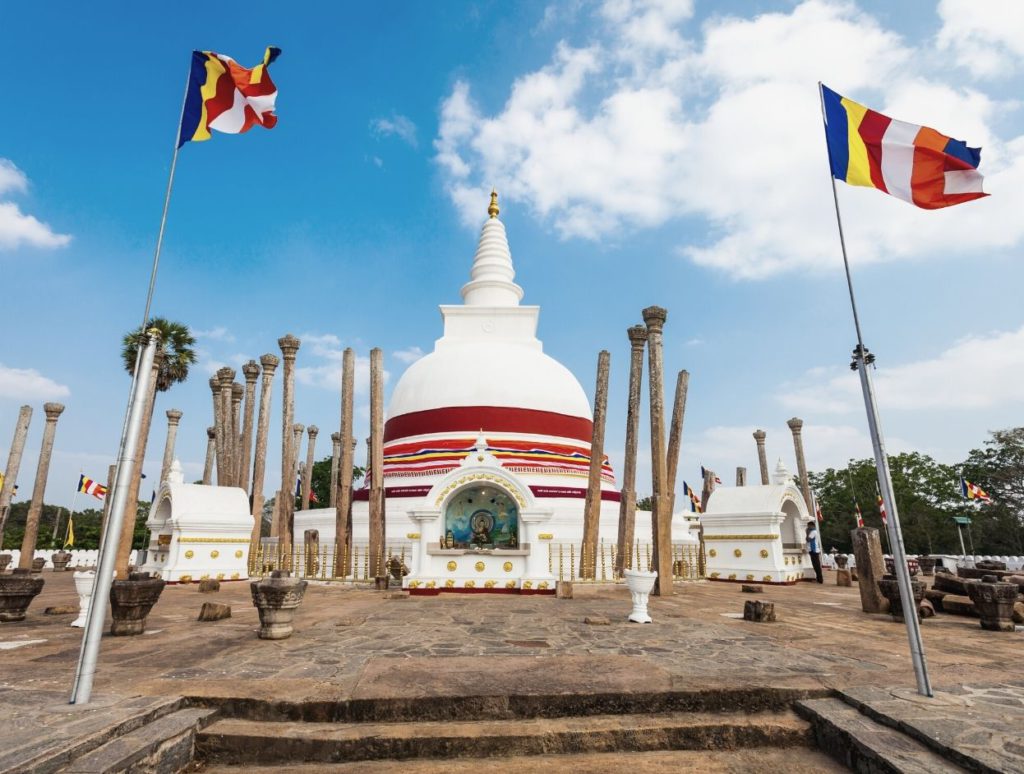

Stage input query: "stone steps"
[
  {"left": 59, "top": 708, "right": 218, "bottom": 773},
  {"left": 199, "top": 746, "right": 847, "bottom": 772},
  {"left": 796, "top": 698, "right": 968, "bottom": 773},
  {"left": 195, "top": 709, "right": 813, "bottom": 765}
]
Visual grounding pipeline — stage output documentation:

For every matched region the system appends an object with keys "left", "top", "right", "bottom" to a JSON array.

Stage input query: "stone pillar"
[
  {"left": 736, "top": 467, "right": 747, "bottom": 487},
  {"left": 0, "top": 405, "right": 32, "bottom": 546},
  {"left": 216, "top": 367, "right": 236, "bottom": 487},
  {"left": 159, "top": 409, "right": 183, "bottom": 485},
  {"left": 239, "top": 360, "right": 260, "bottom": 494},
  {"left": 100, "top": 463, "right": 116, "bottom": 542},
  {"left": 202, "top": 427, "right": 216, "bottom": 485},
  {"left": 329, "top": 432, "right": 341, "bottom": 508},
  {"left": 250, "top": 353, "right": 279, "bottom": 540},
  {"left": 230, "top": 382, "right": 244, "bottom": 485},
  {"left": 753, "top": 430, "right": 769, "bottom": 485},
  {"left": 210, "top": 375, "right": 224, "bottom": 485},
  {"left": 581, "top": 350, "right": 610, "bottom": 580},
  {"left": 616, "top": 326, "right": 646, "bottom": 576},
  {"left": 368, "top": 347, "right": 385, "bottom": 578},
  {"left": 665, "top": 370, "right": 690, "bottom": 514},
  {"left": 700, "top": 467, "right": 717, "bottom": 514},
  {"left": 277, "top": 335, "right": 300, "bottom": 555},
  {"left": 301, "top": 425, "right": 318, "bottom": 510},
  {"left": 290, "top": 424, "right": 304, "bottom": 494},
  {"left": 643, "top": 306, "right": 672, "bottom": 597},
  {"left": 334, "top": 348, "right": 356, "bottom": 577},
  {"left": 18, "top": 403, "right": 64, "bottom": 569},
  {"left": 787, "top": 417, "right": 813, "bottom": 512},
  {"left": 851, "top": 527, "right": 888, "bottom": 614},
  {"left": 116, "top": 347, "right": 163, "bottom": 579}
]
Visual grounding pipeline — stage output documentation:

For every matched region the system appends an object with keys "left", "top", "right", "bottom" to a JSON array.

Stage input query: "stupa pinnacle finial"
[{"left": 488, "top": 188, "right": 499, "bottom": 219}]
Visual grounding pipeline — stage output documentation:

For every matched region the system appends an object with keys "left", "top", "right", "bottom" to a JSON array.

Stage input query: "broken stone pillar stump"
[
  {"left": 877, "top": 575, "right": 926, "bottom": 622},
  {"left": 743, "top": 599, "right": 776, "bottom": 622},
  {"left": 198, "top": 602, "right": 232, "bottom": 622},
  {"left": 303, "top": 529, "right": 320, "bottom": 577},
  {"left": 836, "top": 568, "right": 852, "bottom": 587},
  {"left": 250, "top": 570, "right": 308, "bottom": 640},
  {"left": 965, "top": 575, "right": 1018, "bottom": 632},
  {"left": 556, "top": 581, "right": 574, "bottom": 599},
  {"left": 919, "top": 599, "right": 936, "bottom": 618},
  {"left": 198, "top": 578, "right": 221, "bottom": 594},
  {"left": 851, "top": 527, "right": 887, "bottom": 614},
  {"left": 0, "top": 554, "right": 11, "bottom": 572},
  {"left": 1012, "top": 602, "right": 1024, "bottom": 625},
  {"left": 933, "top": 571, "right": 967, "bottom": 595},
  {"left": 741, "top": 584, "right": 763, "bottom": 594},
  {"left": 51, "top": 551, "right": 71, "bottom": 572},
  {"left": 31, "top": 557, "right": 46, "bottom": 573},
  {"left": 374, "top": 575, "right": 389, "bottom": 591},
  {"left": 0, "top": 568, "right": 45, "bottom": 622},
  {"left": 835, "top": 554, "right": 849, "bottom": 570},
  {"left": 918, "top": 555, "right": 936, "bottom": 576},
  {"left": 109, "top": 572, "right": 166, "bottom": 636}
]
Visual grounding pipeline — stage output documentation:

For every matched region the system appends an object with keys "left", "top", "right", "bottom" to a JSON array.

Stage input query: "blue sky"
[{"left": 2, "top": 0, "right": 1022, "bottom": 509}]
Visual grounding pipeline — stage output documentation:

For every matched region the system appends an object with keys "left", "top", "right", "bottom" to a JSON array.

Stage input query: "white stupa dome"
[{"left": 385, "top": 192, "right": 592, "bottom": 442}]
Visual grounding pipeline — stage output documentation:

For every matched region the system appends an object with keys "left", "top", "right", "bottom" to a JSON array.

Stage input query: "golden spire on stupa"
[{"left": 488, "top": 188, "right": 500, "bottom": 219}]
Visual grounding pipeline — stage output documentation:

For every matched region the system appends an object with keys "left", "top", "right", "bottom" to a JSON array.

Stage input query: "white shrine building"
[{"left": 296, "top": 195, "right": 698, "bottom": 593}]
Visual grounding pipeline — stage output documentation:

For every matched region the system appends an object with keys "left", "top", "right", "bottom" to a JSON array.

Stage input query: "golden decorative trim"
[
  {"left": 503, "top": 561, "right": 513, "bottom": 572},
  {"left": 184, "top": 550, "right": 194, "bottom": 559},
  {"left": 475, "top": 561, "right": 485, "bottom": 572},
  {"left": 179, "top": 574, "right": 192, "bottom": 583},
  {"left": 522, "top": 580, "right": 533, "bottom": 589},
  {"left": 408, "top": 580, "right": 422, "bottom": 589},
  {"left": 708, "top": 548, "right": 717, "bottom": 558},
  {"left": 157, "top": 534, "right": 171, "bottom": 546},
  {"left": 406, "top": 533, "right": 421, "bottom": 539},
  {"left": 178, "top": 537, "right": 251, "bottom": 544},
  {"left": 505, "top": 580, "right": 516, "bottom": 588},
  {"left": 484, "top": 579, "right": 496, "bottom": 588},
  {"left": 703, "top": 534, "right": 778, "bottom": 541},
  {"left": 231, "top": 573, "right": 240, "bottom": 580},
  {"left": 464, "top": 580, "right": 475, "bottom": 588},
  {"left": 447, "top": 561, "right": 457, "bottom": 572},
  {"left": 759, "top": 549, "right": 769, "bottom": 558},
  {"left": 426, "top": 580, "right": 436, "bottom": 589},
  {"left": 216, "top": 573, "right": 225, "bottom": 580},
  {"left": 746, "top": 574, "right": 754, "bottom": 581},
  {"left": 710, "top": 572, "right": 720, "bottom": 579},
  {"left": 763, "top": 575, "right": 772, "bottom": 582},
  {"left": 728, "top": 573, "right": 737, "bottom": 580},
  {"left": 733, "top": 548, "right": 742, "bottom": 558},
  {"left": 445, "top": 579, "right": 455, "bottom": 588},
  {"left": 537, "top": 533, "right": 553, "bottom": 540},
  {"left": 234, "top": 550, "right": 244, "bottom": 559},
  {"left": 538, "top": 581, "right": 549, "bottom": 590},
  {"left": 210, "top": 550, "right": 220, "bottom": 559},
  {"left": 434, "top": 473, "right": 526, "bottom": 508}
]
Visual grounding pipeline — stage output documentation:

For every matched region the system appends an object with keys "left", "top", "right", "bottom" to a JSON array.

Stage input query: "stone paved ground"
[{"left": 1, "top": 571, "right": 1023, "bottom": 767}]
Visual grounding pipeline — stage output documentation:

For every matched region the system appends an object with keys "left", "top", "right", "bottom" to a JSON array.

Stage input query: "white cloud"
[
  {"left": 434, "top": 1, "right": 1024, "bottom": 279},
  {"left": 393, "top": 346, "right": 424, "bottom": 364},
  {"left": 294, "top": 333, "right": 387, "bottom": 393},
  {"left": 777, "top": 325, "right": 1024, "bottom": 414},
  {"left": 371, "top": 114, "right": 418, "bottom": 147},
  {"left": 0, "top": 364, "right": 70, "bottom": 400},
  {"left": 936, "top": 0, "right": 1024, "bottom": 78},
  {"left": 0, "top": 159, "right": 71, "bottom": 251},
  {"left": 193, "top": 326, "right": 236, "bottom": 343}
]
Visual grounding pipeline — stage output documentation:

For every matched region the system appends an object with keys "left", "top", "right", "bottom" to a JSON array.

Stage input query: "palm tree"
[
  {"left": 121, "top": 317, "right": 197, "bottom": 391},
  {"left": 113, "top": 318, "right": 196, "bottom": 578}
]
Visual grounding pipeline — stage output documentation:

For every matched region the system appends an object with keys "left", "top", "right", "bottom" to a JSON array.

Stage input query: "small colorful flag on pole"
[
  {"left": 682, "top": 481, "right": 702, "bottom": 513},
  {"left": 700, "top": 465, "right": 722, "bottom": 485},
  {"left": 309, "top": 489, "right": 320, "bottom": 504},
  {"left": 854, "top": 502, "right": 864, "bottom": 528},
  {"left": 960, "top": 477, "right": 991, "bottom": 503},
  {"left": 814, "top": 497, "right": 824, "bottom": 523},
  {"left": 876, "top": 484, "right": 888, "bottom": 525},
  {"left": 179, "top": 47, "right": 281, "bottom": 147},
  {"left": 77, "top": 474, "right": 107, "bottom": 500},
  {"left": 64, "top": 515, "right": 75, "bottom": 548},
  {"left": 821, "top": 84, "right": 987, "bottom": 210}
]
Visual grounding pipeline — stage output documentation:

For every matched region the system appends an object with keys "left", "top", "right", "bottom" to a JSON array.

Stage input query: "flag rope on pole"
[{"left": 817, "top": 82, "right": 933, "bottom": 699}]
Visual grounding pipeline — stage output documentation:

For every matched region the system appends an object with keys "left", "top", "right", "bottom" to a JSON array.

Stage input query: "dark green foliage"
[
  {"left": 121, "top": 317, "right": 197, "bottom": 392},
  {"left": 1, "top": 501, "right": 150, "bottom": 550}
]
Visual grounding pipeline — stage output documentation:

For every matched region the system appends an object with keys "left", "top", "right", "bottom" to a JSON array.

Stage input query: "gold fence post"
[
  {"left": 635, "top": 540, "right": 641, "bottom": 572},
  {"left": 600, "top": 539, "right": 607, "bottom": 581},
  {"left": 645, "top": 542, "right": 651, "bottom": 572},
  {"left": 558, "top": 543, "right": 564, "bottom": 581},
  {"left": 570, "top": 543, "right": 575, "bottom": 580}
]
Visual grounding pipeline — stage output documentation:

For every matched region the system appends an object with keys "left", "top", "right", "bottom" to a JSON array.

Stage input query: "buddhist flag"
[
  {"left": 875, "top": 484, "right": 888, "bottom": 526},
  {"left": 63, "top": 515, "right": 74, "bottom": 548},
  {"left": 821, "top": 84, "right": 987, "bottom": 209},
  {"left": 854, "top": 502, "right": 864, "bottom": 528},
  {"left": 814, "top": 497, "right": 824, "bottom": 523},
  {"left": 77, "top": 474, "right": 107, "bottom": 500},
  {"left": 683, "top": 481, "right": 702, "bottom": 513},
  {"left": 179, "top": 47, "right": 281, "bottom": 147},
  {"left": 960, "top": 477, "right": 991, "bottom": 503}
]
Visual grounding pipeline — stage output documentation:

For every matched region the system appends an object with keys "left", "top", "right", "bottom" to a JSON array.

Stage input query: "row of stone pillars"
[
  {"left": 747, "top": 421, "right": 814, "bottom": 513},
  {"left": 581, "top": 307, "right": 689, "bottom": 596}
]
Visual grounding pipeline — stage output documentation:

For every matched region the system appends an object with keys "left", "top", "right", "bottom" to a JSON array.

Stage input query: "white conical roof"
[{"left": 460, "top": 191, "right": 524, "bottom": 306}]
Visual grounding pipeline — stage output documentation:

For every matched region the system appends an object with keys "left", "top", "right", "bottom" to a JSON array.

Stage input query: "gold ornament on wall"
[
  {"left": 503, "top": 561, "right": 513, "bottom": 572},
  {"left": 763, "top": 575, "right": 772, "bottom": 582},
  {"left": 179, "top": 574, "right": 192, "bottom": 584},
  {"left": 464, "top": 580, "right": 475, "bottom": 588},
  {"left": 746, "top": 574, "right": 755, "bottom": 581},
  {"left": 235, "top": 550, "right": 244, "bottom": 559},
  {"left": 505, "top": 580, "right": 516, "bottom": 588},
  {"left": 708, "top": 548, "right": 717, "bottom": 558},
  {"left": 447, "top": 561, "right": 457, "bottom": 572},
  {"left": 231, "top": 573, "right": 240, "bottom": 580},
  {"left": 210, "top": 550, "right": 219, "bottom": 559},
  {"left": 760, "top": 549, "right": 769, "bottom": 558},
  {"left": 184, "top": 550, "right": 194, "bottom": 559},
  {"left": 522, "top": 580, "right": 533, "bottom": 589},
  {"left": 484, "top": 579, "right": 496, "bottom": 588},
  {"left": 475, "top": 561, "right": 485, "bottom": 572},
  {"left": 728, "top": 573, "right": 737, "bottom": 580},
  {"left": 733, "top": 548, "right": 742, "bottom": 558},
  {"left": 445, "top": 579, "right": 455, "bottom": 588}
]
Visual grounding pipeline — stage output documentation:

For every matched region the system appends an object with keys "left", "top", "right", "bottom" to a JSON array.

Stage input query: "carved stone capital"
[
  {"left": 209, "top": 376, "right": 221, "bottom": 395},
  {"left": 753, "top": 429, "right": 766, "bottom": 442},
  {"left": 166, "top": 409, "right": 183, "bottom": 425},
  {"left": 231, "top": 383, "right": 244, "bottom": 402},
  {"left": 217, "top": 367, "right": 236, "bottom": 388},
  {"left": 307, "top": 425, "right": 319, "bottom": 439},
  {"left": 259, "top": 353, "right": 280, "bottom": 374},
  {"left": 207, "top": 426, "right": 216, "bottom": 439},
  {"left": 641, "top": 305, "right": 667, "bottom": 333},
  {"left": 787, "top": 417, "right": 804, "bottom": 434},
  {"left": 43, "top": 403, "right": 65, "bottom": 421},
  {"left": 278, "top": 334, "right": 301, "bottom": 359},
  {"left": 627, "top": 324, "right": 649, "bottom": 347},
  {"left": 242, "top": 359, "right": 261, "bottom": 382}
]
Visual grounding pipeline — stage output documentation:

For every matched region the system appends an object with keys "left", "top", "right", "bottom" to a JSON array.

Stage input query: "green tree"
[
  {"left": 305, "top": 456, "right": 367, "bottom": 508},
  {"left": 960, "top": 427, "right": 1024, "bottom": 554}
]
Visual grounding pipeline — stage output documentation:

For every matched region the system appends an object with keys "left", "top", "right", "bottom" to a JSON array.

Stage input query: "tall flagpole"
[
  {"left": 70, "top": 62, "right": 193, "bottom": 706},
  {"left": 818, "top": 82, "right": 932, "bottom": 698}
]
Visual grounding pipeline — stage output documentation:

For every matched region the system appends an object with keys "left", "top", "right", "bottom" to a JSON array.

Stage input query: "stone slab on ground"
[
  {"left": 200, "top": 747, "right": 846, "bottom": 773},
  {"left": 841, "top": 684, "right": 1024, "bottom": 773},
  {"left": 199, "top": 579, "right": 221, "bottom": 594},
  {"left": 942, "top": 595, "right": 978, "bottom": 617},
  {"left": 198, "top": 602, "right": 232, "bottom": 622},
  {"left": 741, "top": 584, "right": 762, "bottom": 593}
]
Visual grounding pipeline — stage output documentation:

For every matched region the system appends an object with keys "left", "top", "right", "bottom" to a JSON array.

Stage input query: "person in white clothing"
[{"left": 805, "top": 521, "right": 823, "bottom": 584}]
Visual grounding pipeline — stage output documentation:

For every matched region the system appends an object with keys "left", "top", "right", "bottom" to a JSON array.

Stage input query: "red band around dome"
[{"left": 383, "top": 406, "right": 594, "bottom": 444}]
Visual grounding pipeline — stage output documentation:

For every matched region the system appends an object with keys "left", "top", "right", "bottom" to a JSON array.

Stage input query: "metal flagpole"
[
  {"left": 818, "top": 82, "right": 932, "bottom": 698},
  {"left": 70, "top": 62, "right": 193, "bottom": 706},
  {"left": 52, "top": 508, "right": 63, "bottom": 550}
]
